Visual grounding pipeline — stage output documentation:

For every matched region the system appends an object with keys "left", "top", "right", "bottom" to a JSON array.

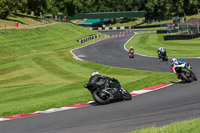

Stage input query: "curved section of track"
[{"left": 1, "top": 30, "right": 200, "bottom": 133}]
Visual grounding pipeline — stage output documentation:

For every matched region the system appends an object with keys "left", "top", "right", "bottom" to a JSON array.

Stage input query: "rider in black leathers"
[{"left": 84, "top": 71, "right": 110, "bottom": 90}]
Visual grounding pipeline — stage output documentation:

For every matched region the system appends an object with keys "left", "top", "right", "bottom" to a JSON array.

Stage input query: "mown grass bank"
[
  {"left": 0, "top": 13, "right": 54, "bottom": 29},
  {"left": 126, "top": 33, "right": 200, "bottom": 58},
  {"left": 131, "top": 118, "right": 200, "bottom": 133},
  {"left": 0, "top": 23, "right": 177, "bottom": 117}
]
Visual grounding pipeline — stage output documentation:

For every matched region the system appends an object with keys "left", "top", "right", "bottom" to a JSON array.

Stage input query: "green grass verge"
[
  {"left": 131, "top": 118, "right": 200, "bottom": 133},
  {"left": 0, "top": 22, "right": 177, "bottom": 117},
  {"left": 126, "top": 33, "right": 200, "bottom": 58},
  {"left": 0, "top": 13, "right": 53, "bottom": 28}
]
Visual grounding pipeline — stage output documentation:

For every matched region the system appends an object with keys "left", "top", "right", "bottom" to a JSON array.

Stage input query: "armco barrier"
[
  {"left": 164, "top": 33, "right": 200, "bottom": 41},
  {"left": 77, "top": 34, "right": 101, "bottom": 43}
]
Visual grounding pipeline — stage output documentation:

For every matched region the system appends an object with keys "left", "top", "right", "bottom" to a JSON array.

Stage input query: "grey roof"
[{"left": 179, "top": 18, "right": 200, "bottom": 26}]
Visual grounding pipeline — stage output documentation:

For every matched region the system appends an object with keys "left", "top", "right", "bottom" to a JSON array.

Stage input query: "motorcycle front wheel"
[
  {"left": 92, "top": 90, "right": 110, "bottom": 105},
  {"left": 121, "top": 88, "right": 132, "bottom": 100}
]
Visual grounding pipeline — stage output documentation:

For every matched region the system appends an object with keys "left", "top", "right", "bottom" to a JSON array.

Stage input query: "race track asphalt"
[{"left": 0, "top": 30, "right": 200, "bottom": 133}]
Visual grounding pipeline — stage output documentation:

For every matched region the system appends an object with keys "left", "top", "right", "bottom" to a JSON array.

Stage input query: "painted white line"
[
  {"left": 0, "top": 118, "right": 10, "bottom": 121},
  {"left": 123, "top": 32, "right": 157, "bottom": 58},
  {"left": 71, "top": 50, "right": 83, "bottom": 61},
  {"left": 181, "top": 57, "right": 200, "bottom": 59},
  {"left": 130, "top": 82, "right": 176, "bottom": 96},
  {"left": 123, "top": 34, "right": 135, "bottom": 52},
  {"left": 131, "top": 90, "right": 152, "bottom": 94},
  {"left": 78, "top": 55, "right": 87, "bottom": 57},
  {"left": 70, "top": 39, "right": 106, "bottom": 61},
  {"left": 0, "top": 82, "right": 178, "bottom": 122},
  {"left": 123, "top": 33, "right": 200, "bottom": 59},
  {"left": 34, "top": 107, "right": 78, "bottom": 114}
]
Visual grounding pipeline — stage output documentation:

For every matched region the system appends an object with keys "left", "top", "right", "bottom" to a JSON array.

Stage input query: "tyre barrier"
[
  {"left": 77, "top": 34, "right": 101, "bottom": 43},
  {"left": 164, "top": 33, "right": 200, "bottom": 41}
]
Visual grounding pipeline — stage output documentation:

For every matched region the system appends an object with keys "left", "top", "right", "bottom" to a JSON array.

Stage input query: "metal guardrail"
[{"left": 77, "top": 34, "right": 101, "bottom": 43}]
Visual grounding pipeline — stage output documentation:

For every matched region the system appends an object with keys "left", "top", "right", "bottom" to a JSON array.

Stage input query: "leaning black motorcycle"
[
  {"left": 84, "top": 78, "right": 132, "bottom": 104},
  {"left": 174, "top": 64, "right": 197, "bottom": 83}
]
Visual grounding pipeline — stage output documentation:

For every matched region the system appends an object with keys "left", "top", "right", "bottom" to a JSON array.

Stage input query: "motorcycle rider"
[
  {"left": 157, "top": 47, "right": 166, "bottom": 59},
  {"left": 171, "top": 58, "right": 197, "bottom": 81},
  {"left": 128, "top": 46, "right": 134, "bottom": 53},
  {"left": 171, "top": 58, "right": 189, "bottom": 79},
  {"left": 84, "top": 71, "right": 111, "bottom": 90},
  {"left": 171, "top": 58, "right": 188, "bottom": 73},
  {"left": 128, "top": 46, "right": 134, "bottom": 57}
]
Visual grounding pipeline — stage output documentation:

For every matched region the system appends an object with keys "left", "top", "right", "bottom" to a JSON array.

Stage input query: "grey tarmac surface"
[{"left": 1, "top": 30, "right": 200, "bottom": 133}]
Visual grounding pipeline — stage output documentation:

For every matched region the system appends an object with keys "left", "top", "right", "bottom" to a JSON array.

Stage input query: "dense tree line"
[{"left": 0, "top": 0, "right": 200, "bottom": 19}]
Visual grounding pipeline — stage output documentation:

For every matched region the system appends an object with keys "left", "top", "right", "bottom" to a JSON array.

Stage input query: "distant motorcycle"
[
  {"left": 84, "top": 78, "right": 132, "bottom": 104},
  {"left": 129, "top": 50, "right": 134, "bottom": 58},
  {"left": 174, "top": 64, "right": 197, "bottom": 83}
]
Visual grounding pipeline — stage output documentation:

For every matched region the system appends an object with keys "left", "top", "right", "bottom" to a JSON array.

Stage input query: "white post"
[
  {"left": 178, "top": 24, "right": 180, "bottom": 35},
  {"left": 196, "top": 22, "right": 199, "bottom": 33}
]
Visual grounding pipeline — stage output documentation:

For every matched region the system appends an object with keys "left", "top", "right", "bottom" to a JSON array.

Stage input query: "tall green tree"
[
  {"left": 0, "top": 0, "right": 9, "bottom": 18},
  {"left": 47, "top": 0, "right": 59, "bottom": 17},
  {"left": 27, "top": 0, "right": 47, "bottom": 16},
  {"left": 7, "top": 0, "right": 27, "bottom": 14},
  {"left": 187, "top": 0, "right": 199, "bottom": 14},
  {"left": 60, "top": 0, "right": 75, "bottom": 16}
]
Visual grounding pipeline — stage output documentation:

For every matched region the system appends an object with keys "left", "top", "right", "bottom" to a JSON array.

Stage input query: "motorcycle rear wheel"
[
  {"left": 180, "top": 72, "right": 192, "bottom": 83},
  {"left": 92, "top": 90, "right": 110, "bottom": 105},
  {"left": 165, "top": 56, "right": 168, "bottom": 61},
  {"left": 162, "top": 56, "right": 168, "bottom": 61}
]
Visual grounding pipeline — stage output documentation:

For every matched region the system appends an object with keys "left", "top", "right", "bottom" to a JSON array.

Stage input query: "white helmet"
[
  {"left": 91, "top": 71, "right": 99, "bottom": 76},
  {"left": 159, "top": 47, "right": 164, "bottom": 50},
  {"left": 171, "top": 58, "right": 177, "bottom": 62},
  {"left": 130, "top": 46, "right": 133, "bottom": 49}
]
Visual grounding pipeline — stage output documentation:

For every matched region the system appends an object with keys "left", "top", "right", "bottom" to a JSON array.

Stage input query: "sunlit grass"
[
  {"left": 0, "top": 23, "right": 177, "bottom": 117},
  {"left": 131, "top": 118, "right": 200, "bottom": 133},
  {"left": 126, "top": 33, "right": 200, "bottom": 57}
]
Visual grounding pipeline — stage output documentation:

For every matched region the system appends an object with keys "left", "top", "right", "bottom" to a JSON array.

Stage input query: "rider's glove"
[
  {"left": 173, "top": 70, "right": 176, "bottom": 73},
  {"left": 84, "top": 84, "right": 88, "bottom": 88}
]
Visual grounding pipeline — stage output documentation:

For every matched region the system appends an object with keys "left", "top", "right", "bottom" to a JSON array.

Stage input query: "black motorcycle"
[
  {"left": 174, "top": 64, "right": 197, "bottom": 83},
  {"left": 84, "top": 78, "right": 132, "bottom": 104}
]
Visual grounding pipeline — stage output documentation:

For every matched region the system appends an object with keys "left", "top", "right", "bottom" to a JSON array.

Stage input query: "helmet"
[
  {"left": 171, "top": 58, "right": 177, "bottom": 62},
  {"left": 130, "top": 46, "right": 133, "bottom": 49},
  {"left": 159, "top": 47, "right": 164, "bottom": 50},
  {"left": 91, "top": 71, "right": 99, "bottom": 76}
]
